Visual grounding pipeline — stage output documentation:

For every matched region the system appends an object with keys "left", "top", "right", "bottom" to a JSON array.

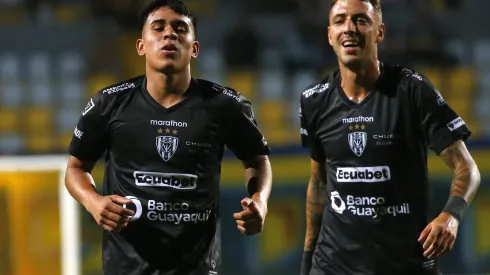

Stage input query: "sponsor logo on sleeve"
[
  {"left": 102, "top": 82, "right": 136, "bottom": 94},
  {"left": 447, "top": 117, "right": 465, "bottom": 132},
  {"left": 302, "top": 83, "right": 329, "bottom": 98},
  {"left": 82, "top": 98, "right": 94, "bottom": 116},
  {"left": 74, "top": 127, "right": 83, "bottom": 139}
]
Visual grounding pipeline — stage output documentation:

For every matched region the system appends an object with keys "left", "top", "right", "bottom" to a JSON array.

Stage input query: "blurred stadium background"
[{"left": 0, "top": 0, "right": 489, "bottom": 274}]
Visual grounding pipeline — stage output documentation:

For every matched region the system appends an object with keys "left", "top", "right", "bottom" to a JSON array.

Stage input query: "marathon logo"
[
  {"left": 342, "top": 116, "right": 374, "bottom": 124},
  {"left": 102, "top": 82, "right": 135, "bottom": 94},
  {"left": 336, "top": 166, "right": 391, "bottom": 183},
  {"left": 150, "top": 120, "right": 188, "bottom": 127},
  {"left": 133, "top": 171, "right": 197, "bottom": 190},
  {"left": 447, "top": 117, "right": 465, "bottom": 132}
]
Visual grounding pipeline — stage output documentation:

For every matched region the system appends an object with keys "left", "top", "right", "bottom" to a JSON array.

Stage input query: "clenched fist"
[
  {"left": 86, "top": 194, "right": 135, "bottom": 232},
  {"left": 233, "top": 198, "right": 267, "bottom": 236}
]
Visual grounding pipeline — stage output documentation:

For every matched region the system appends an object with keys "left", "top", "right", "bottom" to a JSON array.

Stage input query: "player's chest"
[
  {"left": 107, "top": 104, "right": 225, "bottom": 163},
  {"left": 317, "top": 103, "right": 409, "bottom": 161}
]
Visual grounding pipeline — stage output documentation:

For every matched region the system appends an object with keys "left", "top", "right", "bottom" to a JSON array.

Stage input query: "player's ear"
[
  {"left": 376, "top": 23, "right": 385, "bottom": 43},
  {"left": 136, "top": 38, "right": 145, "bottom": 56},
  {"left": 191, "top": 40, "right": 199, "bottom": 59}
]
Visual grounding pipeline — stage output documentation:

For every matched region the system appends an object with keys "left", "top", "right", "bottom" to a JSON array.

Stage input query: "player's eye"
[
  {"left": 176, "top": 26, "right": 187, "bottom": 33},
  {"left": 153, "top": 27, "right": 164, "bottom": 32}
]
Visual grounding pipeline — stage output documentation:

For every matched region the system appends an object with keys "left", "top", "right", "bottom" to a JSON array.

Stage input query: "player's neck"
[
  {"left": 146, "top": 67, "right": 192, "bottom": 108},
  {"left": 339, "top": 59, "right": 380, "bottom": 102}
]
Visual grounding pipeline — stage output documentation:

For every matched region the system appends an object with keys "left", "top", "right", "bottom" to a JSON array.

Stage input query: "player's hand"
[
  {"left": 418, "top": 212, "right": 459, "bottom": 259},
  {"left": 233, "top": 198, "right": 267, "bottom": 236},
  {"left": 86, "top": 195, "right": 135, "bottom": 232}
]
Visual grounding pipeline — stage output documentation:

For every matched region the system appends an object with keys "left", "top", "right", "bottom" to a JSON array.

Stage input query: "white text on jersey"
[
  {"left": 133, "top": 171, "right": 197, "bottom": 189},
  {"left": 342, "top": 116, "right": 374, "bottom": 124},
  {"left": 150, "top": 120, "right": 188, "bottom": 127},
  {"left": 102, "top": 82, "right": 135, "bottom": 94},
  {"left": 336, "top": 166, "right": 391, "bottom": 182}
]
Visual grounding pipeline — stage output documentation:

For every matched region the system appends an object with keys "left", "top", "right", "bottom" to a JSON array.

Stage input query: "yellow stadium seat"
[
  {"left": 0, "top": 6, "right": 25, "bottom": 25},
  {"left": 417, "top": 67, "right": 443, "bottom": 91},
  {"left": 446, "top": 98, "right": 470, "bottom": 120},
  {"left": 0, "top": 108, "right": 20, "bottom": 134},
  {"left": 55, "top": 4, "right": 88, "bottom": 23},
  {"left": 447, "top": 67, "right": 475, "bottom": 97},
  {"left": 258, "top": 101, "right": 290, "bottom": 145},
  {"left": 57, "top": 131, "right": 75, "bottom": 152},
  {"left": 120, "top": 33, "right": 145, "bottom": 78},
  {"left": 23, "top": 107, "right": 53, "bottom": 135},
  {"left": 258, "top": 101, "right": 287, "bottom": 126},
  {"left": 87, "top": 73, "right": 117, "bottom": 97},
  {"left": 227, "top": 70, "right": 256, "bottom": 99},
  {"left": 25, "top": 133, "right": 55, "bottom": 153}
]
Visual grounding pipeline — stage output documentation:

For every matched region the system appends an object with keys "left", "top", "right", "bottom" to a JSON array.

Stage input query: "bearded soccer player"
[
  {"left": 64, "top": 1, "right": 272, "bottom": 274},
  {"left": 299, "top": 0, "right": 481, "bottom": 274}
]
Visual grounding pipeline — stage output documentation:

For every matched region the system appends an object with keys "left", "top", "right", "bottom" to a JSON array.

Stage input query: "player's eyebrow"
[
  {"left": 150, "top": 18, "right": 190, "bottom": 27},
  {"left": 332, "top": 13, "right": 372, "bottom": 21}
]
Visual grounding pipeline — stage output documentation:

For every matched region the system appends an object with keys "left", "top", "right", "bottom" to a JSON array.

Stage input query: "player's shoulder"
[
  {"left": 382, "top": 63, "right": 433, "bottom": 91},
  {"left": 92, "top": 75, "right": 144, "bottom": 101},
  {"left": 300, "top": 70, "right": 338, "bottom": 105},
  {"left": 83, "top": 75, "right": 144, "bottom": 116},
  {"left": 194, "top": 78, "right": 249, "bottom": 105}
]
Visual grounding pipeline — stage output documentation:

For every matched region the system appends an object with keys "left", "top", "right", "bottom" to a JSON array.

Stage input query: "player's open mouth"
[
  {"left": 161, "top": 44, "right": 178, "bottom": 54},
  {"left": 342, "top": 41, "right": 360, "bottom": 48}
]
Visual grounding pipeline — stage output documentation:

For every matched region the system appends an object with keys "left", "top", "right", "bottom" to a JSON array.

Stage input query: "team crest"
[
  {"left": 348, "top": 132, "right": 367, "bottom": 157},
  {"left": 156, "top": 136, "right": 179, "bottom": 161}
]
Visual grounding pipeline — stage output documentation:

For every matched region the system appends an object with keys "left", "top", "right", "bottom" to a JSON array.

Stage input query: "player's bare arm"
[
  {"left": 419, "top": 140, "right": 481, "bottom": 259},
  {"left": 233, "top": 155, "right": 272, "bottom": 236},
  {"left": 301, "top": 159, "right": 327, "bottom": 275},
  {"left": 439, "top": 140, "right": 480, "bottom": 203},
  {"left": 65, "top": 156, "right": 135, "bottom": 232}
]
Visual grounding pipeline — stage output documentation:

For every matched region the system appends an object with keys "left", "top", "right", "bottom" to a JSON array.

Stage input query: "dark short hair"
[
  {"left": 330, "top": 0, "right": 382, "bottom": 14},
  {"left": 139, "top": 0, "right": 197, "bottom": 33}
]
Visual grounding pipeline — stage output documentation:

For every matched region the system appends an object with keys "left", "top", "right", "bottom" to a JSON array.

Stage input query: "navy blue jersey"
[
  {"left": 69, "top": 76, "right": 270, "bottom": 275},
  {"left": 300, "top": 63, "right": 470, "bottom": 275}
]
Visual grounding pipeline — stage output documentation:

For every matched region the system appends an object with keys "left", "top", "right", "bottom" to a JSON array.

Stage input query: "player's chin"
[
  {"left": 339, "top": 55, "right": 363, "bottom": 67},
  {"left": 155, "top": 62, "right": 179, "bottom": 74}
]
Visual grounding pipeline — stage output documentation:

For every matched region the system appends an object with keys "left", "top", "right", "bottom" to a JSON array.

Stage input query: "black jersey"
[
  {"left": 300, "top": 63, "right": 470, "bottom": 275},
  {"left": 69, "top": 76, "right": 270, "bottom": 275}
]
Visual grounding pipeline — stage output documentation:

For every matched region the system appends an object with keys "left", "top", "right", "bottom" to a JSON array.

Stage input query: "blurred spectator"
[
  {"left": 89, "top": 0, "right": 142, "bottom": 29},
  {"left": 25, "top": 0, "right": 58, "bottom": 24},
  {"left": 223, "top": 18, "right": 260, "bottom": 70},
  {"left": 0, "top": 0, "right": 21, "bottom": 6}
]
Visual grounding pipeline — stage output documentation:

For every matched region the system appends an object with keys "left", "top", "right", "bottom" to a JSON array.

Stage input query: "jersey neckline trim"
[
  {"left": 335, "top": 62, "right": 385, "bottom": 109},
  {"left": 140, "top": 76, "right": 198, "bottom": 113}
]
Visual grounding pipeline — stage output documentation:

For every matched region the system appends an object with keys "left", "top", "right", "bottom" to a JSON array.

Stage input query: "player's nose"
[
  {"left": 163, "top": 28, "right": 178, "bottom": 40},
  {"left": 343, "top": 18, "right": 357, "bottom": 33}
]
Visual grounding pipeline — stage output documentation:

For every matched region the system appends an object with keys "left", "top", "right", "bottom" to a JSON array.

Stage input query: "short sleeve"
[
  {"left": 300, "top": 95, "right": 326, "bottom": 162},
  {"left": 413, "top": 75, "right": 471, "bottom": 155},
  {"left": 68, "top": 94, "right": 109, "bottom": 161},
  {"left": 225, "top": 95, "right": 270, "bottom": 161}
]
